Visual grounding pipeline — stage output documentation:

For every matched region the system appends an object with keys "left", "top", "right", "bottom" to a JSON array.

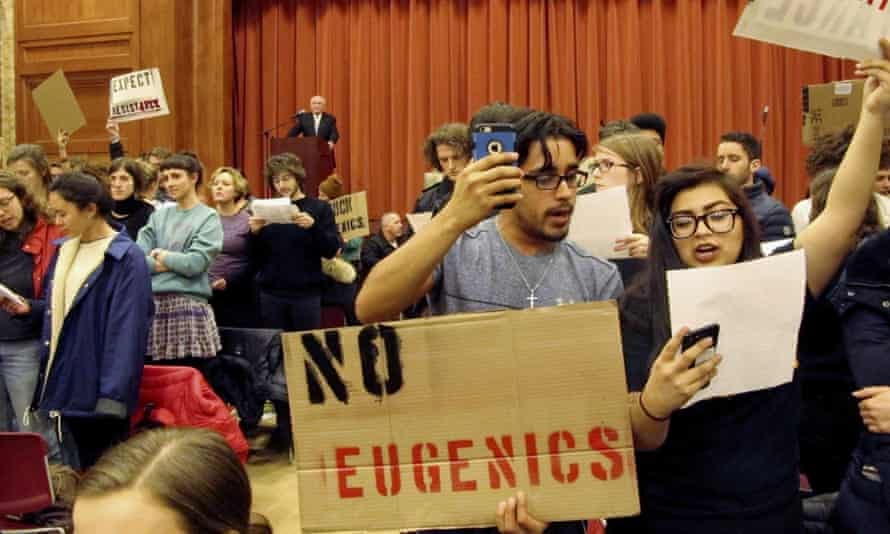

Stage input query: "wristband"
[{"left": 639, "top": 392, "right": 671, "bottom": 422}]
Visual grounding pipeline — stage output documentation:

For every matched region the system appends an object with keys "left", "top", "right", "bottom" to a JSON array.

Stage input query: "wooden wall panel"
[{"left": 14, "top": 0, "right": 232, "bottom": 176}]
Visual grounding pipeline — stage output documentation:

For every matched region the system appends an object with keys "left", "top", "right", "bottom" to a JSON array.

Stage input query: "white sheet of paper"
[
  {"left": 668, "top": 250, "right": 806, "bottom": 408},
  {"left": 567, "top": 186, "right": 633, "bottom": 259},
  {"left": 406, "top": 212, "right": 433, "bottom": 234},
  {"left": 733, "top": 0, "right": 887, "bottom": 60},
  {"left": 761, "top": 238, "right": 793, "bottom": 256},
  {"left": 252, "top": 198, "right": 296, "bottom": 225},
  {"left": 0, "top": 282, "right": 24, "bottom": 306}
]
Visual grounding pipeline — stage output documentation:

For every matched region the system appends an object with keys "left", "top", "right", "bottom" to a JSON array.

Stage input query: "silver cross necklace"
[{"left": 495, "top": 221, "right": 556, "bottom": 309}]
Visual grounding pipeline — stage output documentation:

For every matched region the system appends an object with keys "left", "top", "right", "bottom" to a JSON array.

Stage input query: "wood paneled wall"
[{"left": 14, "top": 0, "right": 232, "bottom": 173}]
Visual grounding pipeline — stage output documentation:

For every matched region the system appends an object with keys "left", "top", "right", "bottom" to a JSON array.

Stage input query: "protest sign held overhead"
[
  {"left": 282, "top": 302, "right": 639, "bottom": 531},
  {"left": 109, "top": 68, "right": 170, "bottom": 122},
  {"left": 331, "top": 191, "right": 370, "bottom": 241},
  {"left": 733, "top": 0, "right": 890, "bottom": 60},
  {"left": 31, "top": 70, "right": 87, "bottom": 137}
]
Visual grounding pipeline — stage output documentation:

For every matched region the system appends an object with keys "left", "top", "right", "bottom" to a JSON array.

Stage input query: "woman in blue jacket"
[{"left": 5, "top": 173, "right": 154, "bottom": 469}]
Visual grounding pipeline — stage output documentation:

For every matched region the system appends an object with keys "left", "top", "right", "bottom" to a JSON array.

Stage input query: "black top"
[
  {"left": 360, "top": 233, "right": 398, "bottom": 275},
  {"left": 614, "top": 293, "right": 800, "bottom": 526},
  {"left": 110, "top": 196, "right": 154, "bottom": 240},
  {"left": 0, "top": 236, "right": 40, "bottom": 340},
  {"left": 413, "top": 178, "right": 455, "bottom": 215},
  {"left": 253, "top": 196, "right": 341, "bottom": 297},
  {"left": 286, "top": 112, "right": 340, "bottom": 143}
]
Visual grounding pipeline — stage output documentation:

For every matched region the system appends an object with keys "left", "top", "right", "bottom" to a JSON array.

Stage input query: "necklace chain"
[{"left": 495, "top": 224, "right": 556, "bottom": 309}]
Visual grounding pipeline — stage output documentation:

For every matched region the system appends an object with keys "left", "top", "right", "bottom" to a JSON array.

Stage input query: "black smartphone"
[
  {"left": 681, "top": 323, "right": 719, "bottom": 368},
  {"left": 473, "top": 123, "right": 519, "bottom": 209}
]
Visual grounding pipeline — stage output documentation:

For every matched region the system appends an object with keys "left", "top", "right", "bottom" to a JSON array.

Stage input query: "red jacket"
[
  {"left": 131, "top": 365, "right": 249, "bottom": 463},
  {"left": 21, "top": 218, "right": 63, "bottom": 298}
]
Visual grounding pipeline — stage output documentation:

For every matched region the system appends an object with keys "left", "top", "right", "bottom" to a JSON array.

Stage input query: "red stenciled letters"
[
  {"left": 372, "top": 444, "right": 401, "bottom": 496},
  {"left": 335, "top": 447, "right": 363, "bottom": 498},
  {"left": 448, "top": 439, "right": 477, "bottom": 491},
  {"left": 588, "top": 427, "right": 624, "bottom": 481},
  {"left": 548, "top": 431, "right": 580, "bottom": 483},
  {"left": 524, "top": 433, "right": 541, "bottom": 486},
  {"left": 485, "top": 435, "right": 517, "bottom": 489},
  {"left": 411, "top": 443, "right": 442, "bottom": 493}
]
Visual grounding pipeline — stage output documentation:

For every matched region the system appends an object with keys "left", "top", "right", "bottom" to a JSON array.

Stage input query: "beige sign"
[
  {"left": 282, "top": 302, "right": 639, "bottom": 531},
  {"left": 330, "top": 190, "right": 370, "bottom": 241},
  {"left": 31, "top": 70, "right": 87, "bottom": 137}
]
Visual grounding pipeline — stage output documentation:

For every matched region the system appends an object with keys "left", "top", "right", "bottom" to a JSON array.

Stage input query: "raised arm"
[
  {"left": 797, "top": 38, "right": 890, "bottom": 297},
  {"left": 356, "top": 152, "right": 522, "bottom": 322}
]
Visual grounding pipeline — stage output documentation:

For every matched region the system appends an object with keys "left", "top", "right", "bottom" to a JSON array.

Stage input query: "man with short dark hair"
[
  {"left": 629, "top": 112, "right": 667, "bottom": 153},
  {"left": 717, "top": 131, "right": 794, "bottom": 241}
]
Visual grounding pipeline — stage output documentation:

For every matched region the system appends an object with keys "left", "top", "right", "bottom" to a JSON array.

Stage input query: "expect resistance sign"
[
  {"left": 109, "top": 68, "right": 170, "bottom": 122},
  {"left": 282, "top": 302, "right": 639, "bottom": 531}
]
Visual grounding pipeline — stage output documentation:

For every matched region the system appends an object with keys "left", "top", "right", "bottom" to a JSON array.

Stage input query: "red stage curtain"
[{"left": 234, "top": 0, "right": 855, "bottom": 217}]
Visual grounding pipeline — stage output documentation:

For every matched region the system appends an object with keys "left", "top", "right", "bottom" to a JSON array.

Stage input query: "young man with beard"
[
  {"left": 716, "top": 132, "right": 794, "bottom": 241},
  {"left": 415, "top": 123, "right": 473, "bottom": 215},
  {"left": 357, "top": 110, "right": 622, "bottom": 320}
]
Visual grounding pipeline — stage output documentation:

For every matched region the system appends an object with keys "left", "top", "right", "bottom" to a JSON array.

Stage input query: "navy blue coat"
[{"left": 33, "top": 232, "right": 154, "bottom": 419}]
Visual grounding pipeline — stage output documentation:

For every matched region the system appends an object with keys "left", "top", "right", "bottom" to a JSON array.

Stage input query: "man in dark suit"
[{"left": 287, "top": 95, "right": 340, "bottom": 148}]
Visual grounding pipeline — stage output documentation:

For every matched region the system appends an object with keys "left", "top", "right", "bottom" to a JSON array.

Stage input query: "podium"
[{"left": 270, "top": 137, "right": 334, "bottom": 198}]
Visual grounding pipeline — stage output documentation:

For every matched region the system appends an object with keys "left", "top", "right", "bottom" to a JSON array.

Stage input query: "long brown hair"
[
  {"left": 77, "top": 428, "right": 264, "bottom": 534},
  {"left": 595, "top": 133, "right": 662, "bottom": 234},
  {"left": 0, "top": 170, "right": 41, "bottom": 251}
]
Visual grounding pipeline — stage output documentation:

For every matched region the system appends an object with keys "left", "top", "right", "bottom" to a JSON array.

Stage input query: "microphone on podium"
[{"left": 291, "top": 109, "right": 306, "bottom": 119}]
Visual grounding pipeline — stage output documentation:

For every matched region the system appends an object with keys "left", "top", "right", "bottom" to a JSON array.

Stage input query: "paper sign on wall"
[
  {"left": 733, "top": 0, "right": 890, "bottom": 60},
  {"left": 109, "top": 68, "right": 170, "bottom": 122},
  {"left": 282, "top": 302, "right": 639, "bottom": 531},
  {"left": 331, "top": 191, "right": 370, "bottom": 241},
  {"left": 31, "top": 70, "right": 87, "bottom": 137}
]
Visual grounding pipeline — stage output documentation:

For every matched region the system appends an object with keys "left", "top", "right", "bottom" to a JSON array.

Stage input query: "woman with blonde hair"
[
  {"left": 590, "top": 133, "right": 662, "bottom": 258},
  {"left": 209, "top": 166, "right": 256, "bottom": 328},
  {"left": 74, "top": 427, "right": 272, "bottom": 534}
]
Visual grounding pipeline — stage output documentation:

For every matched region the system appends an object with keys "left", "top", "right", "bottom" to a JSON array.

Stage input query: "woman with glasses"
[
  {"left": 248, "top": 152, "right": 340, "bottom": 450},
  {"left": 0, "top": 171, "right": 62, "bottom": 457},
  {"left": 601, "top": 52, "right": 890, "bottom": 533},
  {"left": 590, "top": 133, "right": 662, "bottom": 258}
]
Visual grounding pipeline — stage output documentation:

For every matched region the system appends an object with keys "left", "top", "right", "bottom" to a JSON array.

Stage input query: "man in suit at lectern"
[{"left": 287, "top": 96, "right": 340, "bottom": 149}]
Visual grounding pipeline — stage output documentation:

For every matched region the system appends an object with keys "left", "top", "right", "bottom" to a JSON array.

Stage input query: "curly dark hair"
[
  {"left": 264, "top": 152, "right": 306, "bottom": 189},
  {"left": 422, "top": 123, "right": 472, "bottom": 171}
]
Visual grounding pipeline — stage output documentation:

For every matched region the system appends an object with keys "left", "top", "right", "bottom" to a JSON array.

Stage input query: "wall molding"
[{"left": 0, "top": 0, "right": 15, "bottom": 162}]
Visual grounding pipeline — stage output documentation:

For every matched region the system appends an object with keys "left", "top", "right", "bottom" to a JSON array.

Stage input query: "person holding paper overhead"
[
  {"left": 136, "top": 154, "right": 223, "bottom": 364},
  {"left": 603, "top": 40, "right": 890, "bottom": 534},
  {"left": 590, "top": 133, "right": 662, "bottom": 258},
  {"left": 0, "top": 171, "right": 61, "bottom": 457},
  {"left": 248, "top": 152, "right": 340, "bottom": 451}
]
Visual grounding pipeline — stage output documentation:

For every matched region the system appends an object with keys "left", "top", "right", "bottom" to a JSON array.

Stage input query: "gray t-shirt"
[{"left": 429, "top": 217, "right": 623, "bottom": 315}]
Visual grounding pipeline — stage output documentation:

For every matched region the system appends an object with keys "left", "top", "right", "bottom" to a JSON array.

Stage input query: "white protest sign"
[
  {"left": 406, "top": 212, "right": 433, "bottom": 234},
  {"left": 568, "top": 186, "right": 633, "bottom": 259},
  {"left": 733, "top": 0, "right": 890, "bottom": 60},
  {"left": 251, "top": 198, "right": 297, "bottom": 225},
  {"left": 668, "top": 250, "right": 806, "bottom": 408},
  {"left": 109, "top": 68, "right": 170, "bottom": 122},
  {"left": 331, "top": 191, "right": 370, "bottom": 241}
]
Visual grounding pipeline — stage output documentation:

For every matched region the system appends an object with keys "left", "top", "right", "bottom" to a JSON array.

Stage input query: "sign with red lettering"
[
  {"left": 282, "top": 302, "right": 639, "bottom": 531},
  {"left": 733, "top": 0, "right": 890, "bottom": 60},
  {"left": 108, "top": 68, "right": 170, "bottom": 123}
]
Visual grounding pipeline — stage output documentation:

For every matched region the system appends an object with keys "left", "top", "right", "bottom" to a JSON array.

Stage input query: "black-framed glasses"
[
  {"left": 524, "top": 170, "right": 587, "bottom": 190},
  {"left": 590, "top": 160, "right": 635, "bottom": 174},
  {"left": 667, "top": 209, "right": 739, "bottom": 239}
]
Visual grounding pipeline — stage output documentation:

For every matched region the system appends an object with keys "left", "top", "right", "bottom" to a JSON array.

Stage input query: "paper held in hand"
[
  {"left": 667, "top": 250, "right": 807, "bottom": 408},
  {"left": 406, "top": 212, "right": 432, "bottom": 234},
  {"left": 108, "top": 68, "right": 171, "bottom": 123},
  {"left": 567, "top": 186, "right": 633, "bottom": 260},
  {"left": 251, "top": 198, "right": 297, "bottom": 225},
  {"left": 0, "top": 283, "right": 25, "bottom": 306},
  {"left": 282, "top": 302, "right": 639, "bottom": 531},
  {"left": 733, "top": 0, "right": 889, "bottom": 60}
]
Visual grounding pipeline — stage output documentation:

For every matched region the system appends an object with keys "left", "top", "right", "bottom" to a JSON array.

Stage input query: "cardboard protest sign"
[
  {"left": 802, "top": 79, "right": 890, "bottom": 144},
  {"left": 330, "top": 191, "right": 370, "bottom": 241},
  {"left": 282, "top": 302, "right": 639, "bottom": 531},
  {"left": 31, "top": 70, "right": 87, "bottom": 137},
  {"left": 109, "top": 68, "right": 170, "bottom": 122},
  {"left": 733, "top": 0, "right": 890, "bottom": 60}
]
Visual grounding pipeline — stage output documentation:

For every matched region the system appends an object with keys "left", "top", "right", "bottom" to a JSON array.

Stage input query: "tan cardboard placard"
[
  {"left": 802, "top": 79, "right": 890, "bottom": 145},
  {"left": 330, "top": 191, "right": 370, "bottom": 241},
  {"left": 31, "top": 70, "right": 87, "bottom": 137},
  {"left": 282, "top": 302, "right": 639, "bottom": 532}
]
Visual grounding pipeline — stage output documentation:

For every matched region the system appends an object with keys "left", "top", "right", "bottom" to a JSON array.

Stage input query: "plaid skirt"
[{"left": 147, "top": 294, "right": 221, "bottom": 360}]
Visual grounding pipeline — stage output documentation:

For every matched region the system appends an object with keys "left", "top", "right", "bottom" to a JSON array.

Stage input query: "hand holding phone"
[
  {"left": 473, "top": 123, "right": 519, "bottom": 209},
  {"left": 682, "top": 323, "right": 719, "bottom": 388}
]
